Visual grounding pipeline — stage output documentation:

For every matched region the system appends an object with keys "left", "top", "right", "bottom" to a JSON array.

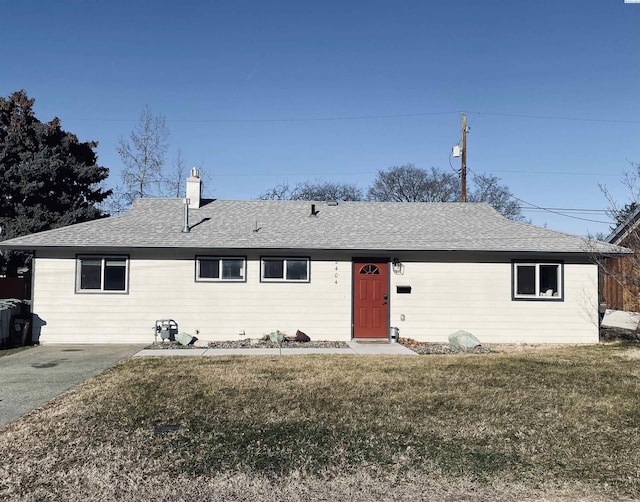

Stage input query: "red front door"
[{"left": 353, "top": 261, "right": 389, "bottom": 338}]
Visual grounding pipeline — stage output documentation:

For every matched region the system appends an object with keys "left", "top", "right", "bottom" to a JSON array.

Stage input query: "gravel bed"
[
  {"left": 399, "top": 338, "right": 492, "bottom": 354},
  {"left": 148, "top": 339, "right": 490, "bottom": 353},
  {"left": 208, "top": 339, "right": 349, "bottom": 349},
  {"left": 148, "top": 339, "right": 349, "bottom": 350}
]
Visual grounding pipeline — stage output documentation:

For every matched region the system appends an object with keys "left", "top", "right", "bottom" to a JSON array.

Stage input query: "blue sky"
[{"left": 2, "top": 0, "right": 639, "bottom": 237}]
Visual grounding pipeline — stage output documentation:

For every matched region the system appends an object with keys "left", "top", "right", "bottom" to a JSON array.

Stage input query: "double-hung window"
[
  {"left": 76, "top": 256, "right": 128, "bottom": 293},
  {"left": 513, "top": 262, "right": 563, "bottom": 300},
  {"left": 196, "top": 256, "right": 245, "bottom": 282},
  {"left": 261, "top": 257, "right": 310, "bottom": 282}
]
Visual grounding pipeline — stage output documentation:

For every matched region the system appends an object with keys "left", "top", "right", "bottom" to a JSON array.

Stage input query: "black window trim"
[
  {"left": 260, "top": 256, "right": 311, "bottom": 283},
  {"left": 195, "top": 255, "right": 247, "bottom": 283},
  {"left": 75, "top": 254, "right": 130, "bottom": 294}
]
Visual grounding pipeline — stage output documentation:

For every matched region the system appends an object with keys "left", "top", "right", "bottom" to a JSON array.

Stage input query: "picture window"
[
  {"left": 513, "top": 262, "right": 562, "bottom": 300},
  {"left": 261, "top": 257, "right": 310, "bottom": 282},
  {"left": 76, "top": 256, "right": 128, "bottom": 293},
  {"left": 196, "top": 257, "right": 245, "bottom": 282}
]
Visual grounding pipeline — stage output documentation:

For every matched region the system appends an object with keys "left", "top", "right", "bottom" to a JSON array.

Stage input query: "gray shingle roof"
[{"left": 0, "top": 198, "right": 629, "bottom": 254}]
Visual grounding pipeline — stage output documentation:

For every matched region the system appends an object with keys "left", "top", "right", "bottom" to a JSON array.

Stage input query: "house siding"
[
  {"left": 32, "top": 250, "right": 352, "bottom": 343},
  {"left": 32, "top": 250, "right": 599, "bottom": 344},
  {"left": 389, "top": 257, "right": 599, "bottom": 344}
]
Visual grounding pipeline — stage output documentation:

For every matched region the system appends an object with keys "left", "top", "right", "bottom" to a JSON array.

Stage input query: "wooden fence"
[{"left": 600, "top": 256, "right": 640, "bottom": 312}]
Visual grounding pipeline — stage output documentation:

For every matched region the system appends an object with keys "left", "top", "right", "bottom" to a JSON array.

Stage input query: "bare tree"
[
  {"left": 165, "top": 148, "right": 187, "bottom": 198},
  {"left": 258, "top": 180, "right": 363, "bottom": 201},
  {"left": 468, "top": 173, "right": 525, "bottom": 221},
  {"left": 99, "top": 184, "right": 130, "bottom": 216},
  {"left": 368, "top": 164, "right": 524, "bottom": 220},
  {"left": 258, "top": 182, "right": 292, "bottom": 200},
  {"left": 117, "top": 106, "right": 169, "bottom": 203},
  {"left": 600, "top": 163, "right": 640, "bottom": 231},
  {"left": 596, "top": 162, "right": 640, "bottom": 311},
  {"left": 367, "top": 164, "right": 459, "bottom": 202}
]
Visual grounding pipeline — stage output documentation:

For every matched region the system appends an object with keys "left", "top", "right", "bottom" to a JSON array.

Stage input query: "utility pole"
[{"left": 461, "top": 113, "right": 467, "bottom": 202}]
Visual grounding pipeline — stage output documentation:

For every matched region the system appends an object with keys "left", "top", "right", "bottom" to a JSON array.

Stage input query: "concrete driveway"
[{"left": 0, "top": 344, "right": 144, "bottom": 429}]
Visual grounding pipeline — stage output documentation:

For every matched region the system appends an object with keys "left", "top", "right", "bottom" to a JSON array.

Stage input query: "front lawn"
[{"left": 1, "top": 345, "right": 639, "bottom": 501}]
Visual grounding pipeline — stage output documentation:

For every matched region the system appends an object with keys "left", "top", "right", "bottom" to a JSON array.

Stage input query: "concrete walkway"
[
  {"left": 133, "top": 341, "right": 419, "bottom": 357},
  {"left": 0, "top": 344, "right": 144, "bottom": 429}
]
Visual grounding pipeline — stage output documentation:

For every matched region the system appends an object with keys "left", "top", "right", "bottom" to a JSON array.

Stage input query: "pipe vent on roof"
[
  {"left": 182, "top": 198, "right": 190, "bottom": 233},
  {"left": 310, "top": 204, "right": 320, "bottom": 216}
]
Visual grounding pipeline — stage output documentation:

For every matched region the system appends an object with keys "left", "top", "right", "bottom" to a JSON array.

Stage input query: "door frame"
[{"left": 351, "top": 257, "right": 391, "bottom": 339}]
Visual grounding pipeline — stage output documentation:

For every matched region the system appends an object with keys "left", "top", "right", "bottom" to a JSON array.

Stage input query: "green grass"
[
  {"left": 1, "top": 345, "right": 639, "bottom": 501},
  {"left": 0, "top": 345, "right": 32, "bottom": 358}
]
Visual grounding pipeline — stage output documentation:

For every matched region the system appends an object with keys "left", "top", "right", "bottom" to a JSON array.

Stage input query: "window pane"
[
  {"left": 104, "top": 259, "right": 127, "bottom": 291},
  {"left": 80, "top": 259, "right": 102, "bottom": 290},
  {"left": 199, "top": 259, "right": 219, "bottom": 279},
  {"left": 516, "top": 265, "right": 535, "bottom": 295},
  {"left": 360, "top": 264, "right": 380, "bottom": 275},
  {"left": 222, "top": 259, "right": 243, "bottom": 279},
  {"left": 540, "top": 265, "right": 559, "bottom": 296},
  {"left": 286, "top": 259, "right": 308, "bottom": 280},
  {"left": 263, "top": 259, "right": 284, "bottom": 279}
]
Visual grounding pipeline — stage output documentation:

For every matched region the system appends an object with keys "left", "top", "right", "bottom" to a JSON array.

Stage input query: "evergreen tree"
[{"left": 0, "top": 91, "right": 111, "bottom": 275}]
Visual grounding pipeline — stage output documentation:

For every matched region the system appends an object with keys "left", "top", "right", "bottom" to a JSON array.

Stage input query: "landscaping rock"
[
  {"left": 448, "top": 330, "right": 481, "bottom": 349},
  {"left": 175, "top": 332, "right": 195, "bottom": 346},
  {"left": 148, "top": 338, "right": 350, "bottom": 350},
  {"left": 294, "top": 330, "right": 310, "bottom": 342},
  {"left": 399, "top": 338, "right": 490, "bottom": 354},
  {"left": 268, "top": 331, "right": 285, "bottom": 344},
  {"left": 193, "top": 339, "right": 209, "bottom": 348}
]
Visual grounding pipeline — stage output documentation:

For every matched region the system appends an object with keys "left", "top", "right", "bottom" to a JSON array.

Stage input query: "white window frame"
[
  {"left": 75, "top": 255, "right": 129, "bottom": 294},
  {"left": 260, "top": 257, "right": 310, "bottom": 283},
  {"left": 513, "top": 262, "right": 563, "bottom": 300},
  {"left": 195, "top": 256, "right": 246, "bottom": 282}
]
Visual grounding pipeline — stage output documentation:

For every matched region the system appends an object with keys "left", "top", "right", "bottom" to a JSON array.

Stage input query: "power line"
[
  {"left": 464, "top": 110, "right": 640, "bottom": 125},
  {"left": 515, "top": 198, "right": 613, "bottom": 224},
  {"left": 64, "top": 111, "right": 459, "bottom": 124},
  {"left": 62, "top": 109, "right": 640, "bottom": 125},
  {"left": 473, "top": 168, "right": 620, "bottom": 177},
  {"left": 520, "top": 207, "right": 609, "bottom": 213},
  {"left": 466, "top": 166, "right": 614, "bottom": 225}
]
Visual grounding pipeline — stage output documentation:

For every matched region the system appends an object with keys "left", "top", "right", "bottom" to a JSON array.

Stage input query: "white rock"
[{"left": 448, "top": 330, "right": 481, "bottom": 348}]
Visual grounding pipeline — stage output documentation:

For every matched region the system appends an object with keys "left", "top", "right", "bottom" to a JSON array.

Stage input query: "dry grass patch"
[{"left": 1, "top": 345, "right": 639, "bottom": 501}]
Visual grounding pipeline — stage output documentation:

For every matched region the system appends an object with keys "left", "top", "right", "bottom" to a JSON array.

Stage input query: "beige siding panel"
[
  {"left": 32, "top": 253, "right": 352, "bottom": 343},
  {"left": 389, "top": 261, "right": 599, "bottom": 344}
]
